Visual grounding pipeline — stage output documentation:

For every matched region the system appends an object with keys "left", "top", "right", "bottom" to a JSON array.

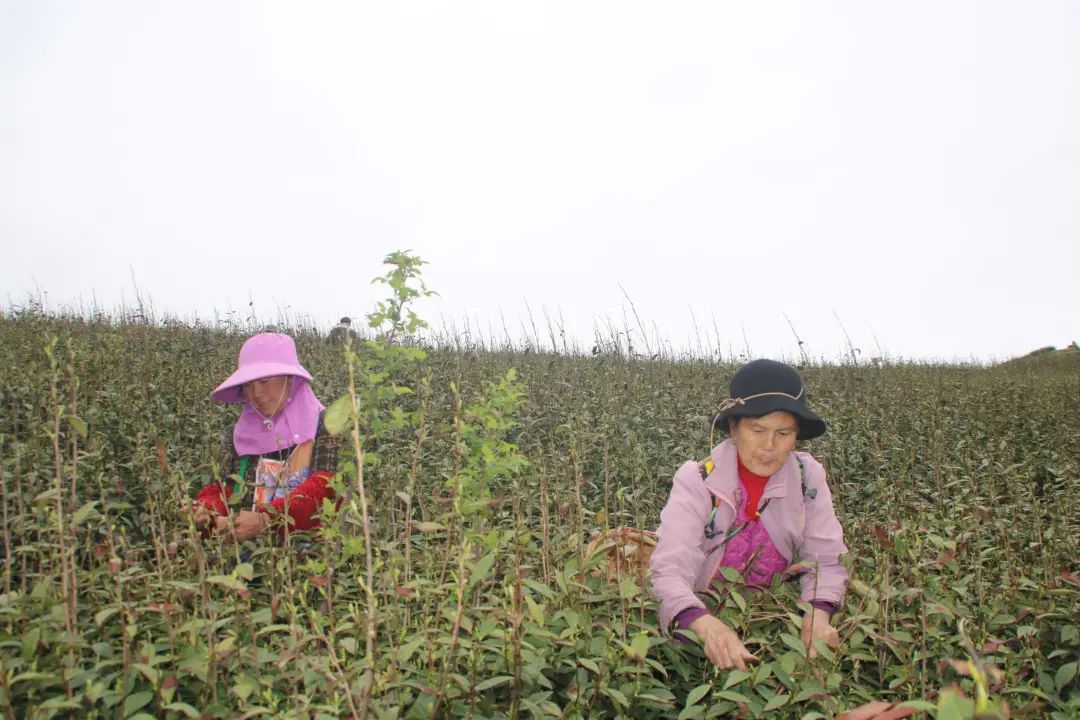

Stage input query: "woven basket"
[{"left": 584, "top": 527, "right": 658, "bottom": 582}]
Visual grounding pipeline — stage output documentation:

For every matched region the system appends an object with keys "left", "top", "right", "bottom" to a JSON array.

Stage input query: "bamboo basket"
[{"left": 583, "top": 527, "right": 658, "bottom": 582}]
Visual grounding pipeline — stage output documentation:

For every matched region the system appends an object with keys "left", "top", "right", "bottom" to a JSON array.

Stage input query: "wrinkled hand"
[
  {"left": 801, "top": 608, "right": 840, "bottom": 658},
  {"left": 214, "top": 510, "right": 270, "bottom": 542},
  {"left": 181, "top": 502, "right": 217, "bottom": 528},
  {"left": 689, "top": 615, "right": 758, "bottom": 670}
]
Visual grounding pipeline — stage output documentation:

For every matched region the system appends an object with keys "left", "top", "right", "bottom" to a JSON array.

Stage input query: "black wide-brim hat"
[{"left": 711, "top": 359, "right": 827, "bottom": 440}]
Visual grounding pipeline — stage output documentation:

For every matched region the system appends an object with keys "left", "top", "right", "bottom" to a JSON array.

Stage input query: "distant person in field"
[
  {"left": 650, "top": 359, "right": 847, "bottom": 669},
  {"left": 185, "top": 333, "right": 339, "bottom": 542},
  {"left": 327, "top": 316, "right": 357, "bottom": 344}
]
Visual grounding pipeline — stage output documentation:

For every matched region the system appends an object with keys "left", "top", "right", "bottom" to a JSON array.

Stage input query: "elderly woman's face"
[
  {"left": 730, "top": 411, "right": 799, "bottom": 477},
  {"left": 242, "top": 375, "right": 290, "bottom": 417}
]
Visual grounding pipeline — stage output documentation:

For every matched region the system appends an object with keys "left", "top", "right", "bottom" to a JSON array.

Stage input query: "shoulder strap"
[
  {"left": 699, "top": 458, "right": 722, "bottom": 538},
  {"left": 703, "top": 456, "right": 810, "bottom": 498},
  {"left": 797, "top": 457, "right": 816, "bottom": 500}
]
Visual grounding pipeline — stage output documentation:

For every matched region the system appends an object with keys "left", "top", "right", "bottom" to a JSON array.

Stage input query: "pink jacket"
[{"left": 649, "top": 440, "right": 848, "bottom": 630}]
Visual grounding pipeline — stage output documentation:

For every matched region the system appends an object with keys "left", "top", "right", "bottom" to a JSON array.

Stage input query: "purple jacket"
[{"left": 649, "top": 440, "right": 848, "bottom": 630}]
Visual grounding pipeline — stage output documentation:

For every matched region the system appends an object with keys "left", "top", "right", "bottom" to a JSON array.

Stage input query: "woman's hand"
[
  {"left": 801, "top": 608, "right": 840, "bottom": 658},
  {"left": 688, "top": 615, "right": 758, "bottom": 670},
  {"left": 181, "top": 502, "right": 217, "bottom": 528},
  {"left": 214, "top": 511, "right": 270, "bottom": 542}
]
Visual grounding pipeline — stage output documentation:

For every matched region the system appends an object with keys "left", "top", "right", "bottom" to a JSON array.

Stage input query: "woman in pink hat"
[{"left": 187, "top": 333, "right": 340, "bottom": 542}]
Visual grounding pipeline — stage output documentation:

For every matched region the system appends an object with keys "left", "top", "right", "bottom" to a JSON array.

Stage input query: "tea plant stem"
[
  {"left": 346, "top": 361, "right": 377, "bottom": 719},
  {"left": 0, "top": 672, "right": 15, "bottom": 720},
  {"left": 0, "top": 440, "right": 12, "bottom": 597},
  {"left": 437, "top": 545, "right": 471, "bottom": 712},
  {"left": 65, "top": 369, "right": 81, "bottom": 622},
  {"left": 402, "top": 379, "right": 431, "bottom": 620},
  {"left": 570, "top": 441, "right": 585, "bottom": 585},
  {"left": 12, "top": 438, "right": 27, "bottom": 596},
  {"left": 309, "top": 610, "right": 362, "bottom": 719},
  {"left": 538, "top": 459, "right": 552, "bottom": 582},
  {"left": 47, "top": 343, "right": 75, "bottom": 699},
  {"left": 509, "top": 499, "right": 525, "bottom": 720}
]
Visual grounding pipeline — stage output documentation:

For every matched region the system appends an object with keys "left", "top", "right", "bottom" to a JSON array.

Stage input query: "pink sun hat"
[{"left": 212, "top": 333, "right": 313, "bottom": 403}]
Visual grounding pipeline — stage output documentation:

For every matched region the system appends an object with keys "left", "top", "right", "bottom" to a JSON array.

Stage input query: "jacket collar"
[{"left": 706, "top": 440, "right": 794, "bottom": 501}]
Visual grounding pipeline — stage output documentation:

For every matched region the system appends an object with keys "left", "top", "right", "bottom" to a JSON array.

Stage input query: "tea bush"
[{"left": 0, "top": 256, "right": 1077, "bottom": 719}]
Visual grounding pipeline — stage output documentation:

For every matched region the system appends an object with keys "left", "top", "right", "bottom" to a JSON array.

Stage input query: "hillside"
[{"left": 1, "top": 306, "right": 1078, "bottom": 719}]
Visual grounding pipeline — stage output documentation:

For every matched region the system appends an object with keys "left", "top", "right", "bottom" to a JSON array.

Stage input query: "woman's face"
[
  {"left": 242, "top": 375, "right": 290, "bottom": 417},
  {"left": 730, "top": 411, "right": 799, "bottom": 477}
]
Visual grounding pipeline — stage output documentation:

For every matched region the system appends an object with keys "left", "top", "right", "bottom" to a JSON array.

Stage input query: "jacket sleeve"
[
  {"left": 194, "top": 481, "right": 230, "bottom": 516},
  {"left": 650, "top": 461, "right": 713, "bottom": 631},
  {"left": 797, "top": 454, "right": 849, "bottom": 606},
  {"left": 194, "top": 435, "right": 238, "bottom": 516},
  {"left": 262, "top": 470, "right": 335, "bottom": 532}
]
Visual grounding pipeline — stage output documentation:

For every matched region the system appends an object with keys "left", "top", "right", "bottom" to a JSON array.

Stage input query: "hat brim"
[
  {"left": 211, "top": 363, "right": 313, "bottom": 403},
  {"left": 711, "top": 396, "right": 827, "bottom": 440}
]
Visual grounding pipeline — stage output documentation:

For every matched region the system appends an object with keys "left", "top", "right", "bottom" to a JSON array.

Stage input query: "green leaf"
[
  {"left": 578, "top": 658, "right": 600, "bottom": 674},
  {"left": 234, "top": 673, "right": 258, "bottom": 702},
  {"left": 792, "top": 680, "right": 827, "bottom": 703},
  {"left": 1056, "top": 661, "right": 1077, "bottom": 691},
  {"left": 714, "top": 690, "right": 750, "bottom": 703},
  {"left": 685, "top": 683, "right": 711, "bottom": 707},
  {"left": 132, "top": 663, "right": 159, "bottom": 686},
  {"left": 206, "top": 575, "right": 248, "bottom": 593},
  {"left": 630, "top": 632, "right": 650, "bottom": 660},
  {"left": 163, "top": 702, "right": 200, "bottom": 719},
  {"left": 525, "top": 596, "right": 544, "bottom": 626},
  {"left": 323, "top": 395, "right": 352, "bottom": 436},
  {"left": 397, "top": 638, "right": 425, "bottom": 663},
  {"left": 413, "top": 522, "right": 445, "bottom": 533},
  {"left": 603, "top": 687, "right": 629, "bottom": 708},
  {"left": 95, "top": 607, "right": 120, "bottom": 628},
  {"left": 762, "top": 692, "right": 789, "bottom": 711},
  {"left": 73, "top": 501, "right": 99, "bottom": 526},
  {"left": 717, "top": 567, "right": 744, "bottom": 584},
  {"left": 467, "top": 552, "right": 496, "bottom": 589},
  {"left": 678, "top": 706, "right": 704, "bottom": 720},
  {"left": 753, "top": 662, "right": 773, "bottom": 684},
  {"left": 723, "top": 670, "right": 751, "bottom": 690},
  {"left": 619, "top": 578, "right": 640, "bottom": 598},
  {"left": 521, "top": 579, "right": 556, "bottom": 600},
  {"left": 11, "top": 671, "right": 56, "bottom": 684},
  {"left": 899, "top": 700, "right": 937, "bottom": 711},
  {"left": 66, "top": 415, "right": 88, "bottom": 439},
  {"left": 936, "top": 688, "right": 975, "bottom": 720},
  {"left": 474, "top": 675, "right": 513, "bottom": 692},
  {"left": 730, "top": 588, "right": 747, "bottom": 612},
  {"left": 20, "top": 627, "right": 40, "bottom": 661},
  {"left": 779, "top": 632, "right": 807, "bottom": 657},
  {"left": 123, "top": 690, "right": 153, "bottom": 717}
]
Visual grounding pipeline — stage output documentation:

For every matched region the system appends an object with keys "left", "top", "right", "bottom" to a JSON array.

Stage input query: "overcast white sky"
[{"left": 4, "top": 2, "right": 1078, "bottom": 361}]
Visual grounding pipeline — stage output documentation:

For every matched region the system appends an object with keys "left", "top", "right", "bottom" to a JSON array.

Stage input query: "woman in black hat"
[{"left": 649, "top": 359, "right": 848, "bottom": 670}]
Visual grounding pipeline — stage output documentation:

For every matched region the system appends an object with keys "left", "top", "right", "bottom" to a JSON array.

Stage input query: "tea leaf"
[
  {"left": 1055, "top": 661, "right": 1077, "bottom": 691},
  {"left": 684, "top": 683, "right": 711, "bottom": 707},
  {"left": 123, "top": 690, "right": 153, "bottom": 717},
  {"left": 323, "top": 394, "right": 352, "bottom": 435},
  {"left": 413, "top": 522, "right": 445, "bottom": 532},
  {"left": 475, "top": 675, "right": 513, "bottom": 692},
  {"left": 723, "top": 669, "right": 751, "bottom": 690}
]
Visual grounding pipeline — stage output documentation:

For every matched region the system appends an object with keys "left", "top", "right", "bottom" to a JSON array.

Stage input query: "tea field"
[{"left": 1, "top": 269, "right": 1077, "bottom": 718}]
